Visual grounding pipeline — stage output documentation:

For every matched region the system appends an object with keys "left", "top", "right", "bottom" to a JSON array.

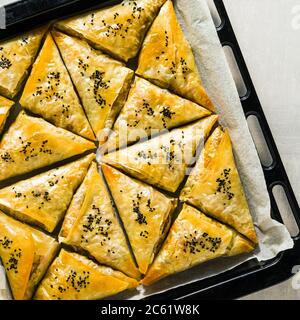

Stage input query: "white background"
[{"left": 0, "top": 0, "right": 299, "bottom": 300}]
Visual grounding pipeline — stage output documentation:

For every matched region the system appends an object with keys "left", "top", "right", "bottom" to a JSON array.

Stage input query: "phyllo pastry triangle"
[
  {"left": 102, "top": 164, "right": 177, "bottom": 274},
  {"left": 0, "top": 96, "right": 14, "bottom": 134},
  {"left": 0, "top": 212, "right": 34, "bottom": 300},
  {"left": 34, "top": 249, "right": 138, "bottom": 300},
  {"left": 20, "top": 34, "right": 95, "bottom": 141},
  {"left": 23, "top": 226, "right": 59, "bottom": 300},
  {"left": 58, "top": 162, "right": 94, "bottom": 243},
  {"left": 104, "top": 77, "right": 211, "bottom": 152},
  {"left": 180, "top": 127, "right": 257, "bottom": 243},
  {"left": 62, "top": 162, "right": 140, "bottom": 279},
  {"left": 0, "top": 111, "right": 95, "bottom": 182},
  {"left": 0, "top": 211, "right": 59, "bottom": 300},
  {"left": 142, "top": 204, "right": 255, "bottom": 285},
  {"left": 56, "top": 0, "right": 167, "bottom": 62},
  {"left": 102, "top": 115, "right": 218, "bottom": 193},
  {"left": 53, "top": 31, "right": 134, "bottom": 143},
  {"left": 0, "top": 154, "right": 94, "bottom": 233},
  {"left": 136, "top": 0, "right": 214, "bottom": 111},
  {"left": 0, "top": 25, "right": 48, "bottom": 98}
]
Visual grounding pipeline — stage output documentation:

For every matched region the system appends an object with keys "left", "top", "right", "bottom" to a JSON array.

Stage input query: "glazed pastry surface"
[
  {"left": 181, "top": 128, "right": 257, "bottom": 243},
  {"left": 142, "top": 204, "right": 255, "bottom": 285},
  {"left": 104, "top": 77, "right": 211, "bottom": 152},
  {"left": 102, "top": 164, "right": 177, "bottom": 274},
  {"left": 103, "top": 115, "right": 218, "bottom": 193},
  {"left": 137, "top": 1, "right": 214, "bottom": 111},
  {"left": 0, "top": 154, "right": 94, "bottom": 232},
  {"left": 20, "top": 34, "right": 95, "bottom": 140},
  {"left": 0, "top": 26, "right": 48, "bottom": 98},
  {"left": 0, "top": 111, "right": 95, "bottom": 182},
  {"left": 0, "top": 211, "right": 59, "bottom": 300},
  {"left": 56, "top": 0, "right": 167, "bottom": 62},
  {"left": 53, "top": 31, "right": 134, "bottom": 143},
  {"left": 0, "top": 96, "right": 14, "bottom": 134},
  {"left": 64, "top": 162, "right": 140, "bottom": 279},
  {"left": 34, "top": 250, "right": 138, "bottom": 300}
]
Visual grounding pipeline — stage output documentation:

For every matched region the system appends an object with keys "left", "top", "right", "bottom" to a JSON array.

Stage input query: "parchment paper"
[{"left": 0, "top": 0, "right": 294, "bottom": 300}]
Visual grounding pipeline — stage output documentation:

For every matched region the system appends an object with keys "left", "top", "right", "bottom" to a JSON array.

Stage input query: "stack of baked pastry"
[{"left": 0, "top": 0, "right": 257, "bottom": 300}]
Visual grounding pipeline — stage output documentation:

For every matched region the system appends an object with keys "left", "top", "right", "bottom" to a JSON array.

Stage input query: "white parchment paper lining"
[{"left": 0, "top": 0, "right": 294, "bottom": 300}]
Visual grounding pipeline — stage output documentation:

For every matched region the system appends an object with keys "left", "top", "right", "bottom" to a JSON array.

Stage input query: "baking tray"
[{"left": 0, "top": 0, "right": 299, "bottom": 300}]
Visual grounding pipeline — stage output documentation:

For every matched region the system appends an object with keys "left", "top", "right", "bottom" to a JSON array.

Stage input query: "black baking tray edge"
[{"left": 0, "top": 0, "right": 299, "bottom": 300}]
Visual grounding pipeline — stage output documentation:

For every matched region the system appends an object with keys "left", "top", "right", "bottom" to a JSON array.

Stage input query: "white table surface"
[{"left": 0, "top": 0, "right": 299, "bottom": 300}]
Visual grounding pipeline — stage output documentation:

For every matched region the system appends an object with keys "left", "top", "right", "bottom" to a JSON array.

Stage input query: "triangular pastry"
[
  {"left": 34, "top": 249, "right": 138, "bottom": 300},
  {"left": 136, "top": 1, "right": 214, "bottom": 111},
  {"left": 104, "top": 77, "right": 211, "bottom": 152},
  {"left": 0, "top": 154, "right": 95, "bottom": 233},
  {"left": 59, "top": 162, "right": 93, "bottom": 242},
  {"left": 102, "top": 164, "right": 177, "bottom": 274},
  {"left": 23, "top": 226, "right": 59, "bottom": 300},
  {"left": 0, "top": 96, "right": 14, "bottom": 134},
  {"left": 63, "top": 162, "right": 140, "bottom": 279},
  {"left": 56, "top": 0, "right": 167, "bottom": 62},
  {"left": 0, "top": 25, "right": 48, "bottom": 98},
  {"left": 20, "top": 34, "right": 95, "bottom": 140},
  {"left": 102, "top": 115, "right": 218, "bottom": 193},
  {"left": 180, "top": 127, "right": 257, "bottom": 243},
  {"left": 142, "top": 204, "right": 255, "bottom": 285},
  {"left": 0, "top": 111, "right": 95, "bottom": 182},
  {"left": 0, "top": 212, "right": 34, "bottom": 300},
  {"left": 53, "top": 31, "right": 134, "bottom": 143},
  {"left": 0, "top": 211, "right": 59, "bottom": 300}
]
